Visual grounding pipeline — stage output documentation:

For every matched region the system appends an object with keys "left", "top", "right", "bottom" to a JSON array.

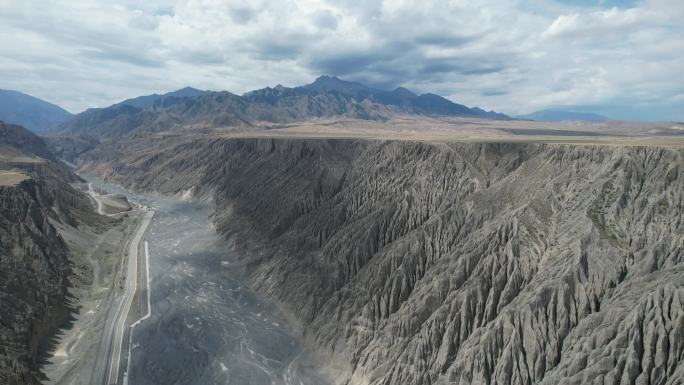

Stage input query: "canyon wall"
[
  {"left": 88, "top": 138, "right": 684, "bottom": 385},
  {"left": 0, "top": 123, "right": 98, "bottom": 384}
]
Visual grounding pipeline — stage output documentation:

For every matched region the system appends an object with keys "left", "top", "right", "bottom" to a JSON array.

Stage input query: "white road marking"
[
  {"left": 131, "top": 241, "right": 152, "bottom": 327},
  {"left": 124, "top": 240, "right": 153, "bottom": 385},
  {"left": 104, "top": 209, "right": 154, "bottom": 385}
]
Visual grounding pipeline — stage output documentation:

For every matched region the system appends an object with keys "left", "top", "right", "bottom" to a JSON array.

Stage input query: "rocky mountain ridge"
[
  {"left": 52, "top": 76, "right": 508, "bottom": 139},
  {"left": 0, "top": 90, "right": 72, "bottom": 133},
  {"left": 80, "top": 137, "right": 684, "bottom": 385},
  {"left": 244, "top": 75, "right": 508, "bottom": 120},
  {"left": 114, "top": 86, "right": 209, "bottom": 110}
]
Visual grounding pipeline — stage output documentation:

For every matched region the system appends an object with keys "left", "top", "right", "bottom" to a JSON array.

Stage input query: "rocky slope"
[
  {"left": 0, "top": 122, "right": 99, "bottom": 384},
  {"left": 113, "top": 86, "right": 209, "bottom": 110},
  {"left": 53, "top": 76, "right": 507, "bottom": 140},
  {"left": 242, "top": 75, "right": 508, "bottom": 121},
  {"left": 0, "top": 90, "right": 72, "bottom": 133},
  {"left": 82, "top": 138, "right": 684, "bottom": 385}
]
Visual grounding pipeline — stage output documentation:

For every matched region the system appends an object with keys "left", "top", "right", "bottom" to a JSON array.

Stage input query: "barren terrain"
[
  {"left": 41, "top": 189, "right": 144, "bottom": 385},
  {"left": 0, "top": 170, "right": 29, "bottom": 186},
  {"left": 78, "top": 134, "right": 684, "bottom": 385},
  {"left": 211, "top": 117, "right": 684, "bottom": 145}
]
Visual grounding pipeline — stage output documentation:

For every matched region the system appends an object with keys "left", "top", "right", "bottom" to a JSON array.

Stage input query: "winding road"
[
  {"left": 107, "top": 209, "right": 153, "bottom": 385},
  {"left": 87, "top": 183, "right": 106, "bottom": 215},
  {"left": 88, "top": 186, "right": 154, "bottom": 385}
]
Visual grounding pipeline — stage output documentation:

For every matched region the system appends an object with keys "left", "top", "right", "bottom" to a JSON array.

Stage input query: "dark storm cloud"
[
  {"left": 309, "top": 52, "right": 387, "bottom": 76},
  {"left": 308, "top": 38, "right": 415, "bottom": 75},
  {"left": 308, "top": 38, "right": 509, "bottom": 97},
  {"left": 249, "top": 33, "right": 310, "bottom": 61},
  {"left": 414, "top": 33, "right": 479, "bottom": 47},
  {"left": 481, "top": 90, "right": 509, "bottom": 97},
  {"left": 419, "top": 59, "right": 505, "bottom": 76}
]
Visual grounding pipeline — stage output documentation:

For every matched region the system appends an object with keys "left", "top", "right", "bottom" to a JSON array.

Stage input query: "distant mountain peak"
[
  {"left": 314, "top": 74, "right": 339, "bottom": 82},
  {"left": 392, "top": 87, "right": 417, "bottom": 98},
  {"left": 304, "top": 75, "right": 370, "bottom": 95},
  {"left": 117, "top": 87, "right": 209, "bottom": 109},
  {"left": 172, "top": 87, "right": 207, "bottom": 97},
  {"left": 0, "top": 89, "right": 72, "bottom": 133},
  {"left": 246, "top": 76, "right": 505, "bottom": 119}
]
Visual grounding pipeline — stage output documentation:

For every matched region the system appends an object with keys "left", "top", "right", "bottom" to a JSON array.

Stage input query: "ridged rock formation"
[
  {"left": 84, "top": 138, "right": 684, "bottom": 385},
  {"left": 53, "top": 76, "right": 507, "bottom": 140},
  {"left": 0, "top": 123, "right": 98, "bottom": 384}
]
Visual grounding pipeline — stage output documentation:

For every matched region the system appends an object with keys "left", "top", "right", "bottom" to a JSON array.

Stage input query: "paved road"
[
  {"left": 90, "top": 204, "right": 154, "bottom": 385},
  {"left": 83, "top": 176, "right": 327, "bottom": 385}
]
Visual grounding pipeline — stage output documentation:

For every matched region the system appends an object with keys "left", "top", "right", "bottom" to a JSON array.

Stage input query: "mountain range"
[
  {"left": 2, "top": 75, "right": 684, "bottom": 385},
  {"left": 0, "top": 89, "right": 73, "bottom": 133},
  {"left": 244, "top": 75, "right": 508, "bottom": 119},
  {"left": 114, "top": 86, "right": 209, "bottom": 109},
  {"left": 52, "top": 76, "right": 509, "bottom": 138}
]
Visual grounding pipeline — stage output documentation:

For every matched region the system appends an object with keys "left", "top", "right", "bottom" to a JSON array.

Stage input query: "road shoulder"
[{"left": 39, "top": 185, "right": 148, "bottom": 385}]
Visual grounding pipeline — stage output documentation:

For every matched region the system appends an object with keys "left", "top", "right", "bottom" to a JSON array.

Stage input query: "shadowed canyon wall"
[{"left": 0, "top": 123, "right": 98, "bottom": 384}]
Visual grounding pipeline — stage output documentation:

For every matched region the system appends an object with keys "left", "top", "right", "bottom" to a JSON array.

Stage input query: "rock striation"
[
  {"left": 0, "top": 122, "right": 98, "bottom": 384},
  {"left": 84, "top": 138, "right": 684, "bottom": 385}
]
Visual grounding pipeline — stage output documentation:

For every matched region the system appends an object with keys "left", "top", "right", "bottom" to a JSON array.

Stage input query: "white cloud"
[
  {"left": 0, "top": 0, "right": 681, "bottom": 120},
  {"left": 542, "top": 7, "right": 665, "bottom": 39}
]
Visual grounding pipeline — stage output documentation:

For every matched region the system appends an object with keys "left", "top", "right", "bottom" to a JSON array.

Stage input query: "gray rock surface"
[
  {"left": 0, "top": 123, "right": 100, "bottom": 384},
  {"left": 83, "top": 138, "right": 684, "bottom": 385}
]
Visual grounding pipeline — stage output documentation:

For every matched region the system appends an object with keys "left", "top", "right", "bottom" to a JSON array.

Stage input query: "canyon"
[
  {"left": 77, "top": 135, "right": 684, "bottom": 385},
  {"left": 0, "top": 122, "right": 145, "bottom": 384},
  {"left": 3, "top": 0, "right": 683, "bottom": 382},
  {"left": 2, "top": 76, "right": 683, "bottom": 385},
  {"left": 1, "top": 122, "right": 97, "bottom": 383}
]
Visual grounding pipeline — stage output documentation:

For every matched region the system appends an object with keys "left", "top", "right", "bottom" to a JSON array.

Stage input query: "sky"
[{"left": 0, "top": 0, "right": 682, "bottom": 120}]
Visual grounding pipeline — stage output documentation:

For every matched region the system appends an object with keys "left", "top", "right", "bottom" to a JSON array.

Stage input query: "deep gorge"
[{"left": 81, "top": 138, "right": 684, "bottom": 385}]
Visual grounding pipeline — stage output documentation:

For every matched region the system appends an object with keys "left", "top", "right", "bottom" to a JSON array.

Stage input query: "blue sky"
[{"left": 0, "top": 0, "right": 682, "bottom": 121}]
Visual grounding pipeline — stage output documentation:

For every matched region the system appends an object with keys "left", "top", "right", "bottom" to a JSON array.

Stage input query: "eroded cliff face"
[
  {"left": 86, "top": 138, "right": 684, "bottom": 385},
  {"left": 0, "top": 123, "right": 99, "bottom": 385}
]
